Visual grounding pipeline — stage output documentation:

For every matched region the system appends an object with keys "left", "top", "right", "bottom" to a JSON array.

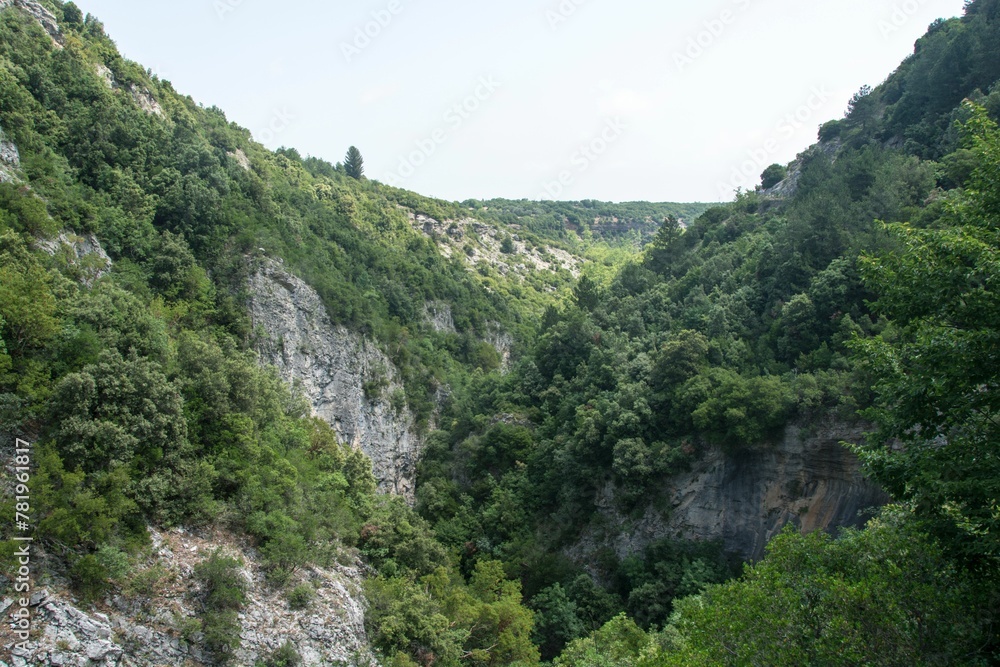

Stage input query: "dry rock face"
[
  {"left": 407, "top": 212, "right": 581, "bottom": 279},
  {"left": 0, "top": 0, "right": 62, "bottom": 46},
  {"left": 423, "top": 301, "right": 457, "bottom": 334},
  {"left": 93, "top": 63, "right": 164, "bottom": 117},
  {"left": 249, "top": 260, "right": 421, "bottom": 499},
  {"left": 1, "top": 528, "right": 376, "bottom": 667},
  {"left": 35, "top": 233, "right": 112, "bottom": 287},
  {"left": 0, "top": 125, "right": 20, "bottom": 184},
  {"left": 572, "top": 419, "right": 889, "bottom": 564}
]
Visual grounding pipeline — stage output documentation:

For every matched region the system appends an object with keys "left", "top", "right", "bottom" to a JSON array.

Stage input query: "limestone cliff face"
[
  {"left": 1, "top": 528, "right": 376, "bottom": 667},
  {"left": 572, "top": 418, "right": 889, "bottom": 563},
  {"left": 248, "top": 260, "right": 420, "bottom": 499},
  {"left": 0, "top": 124, "right": 20, "bottom": 184},
  {"left": 0, "top": 0, "right": 62, "bottom": 47}
]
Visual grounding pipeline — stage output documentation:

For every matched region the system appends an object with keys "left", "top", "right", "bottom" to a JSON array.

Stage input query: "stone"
[
  {"left": 569, "top": 418, "right": 889, "bottom": 565},
  {"left": 228, "top": 148, "right": 251, "bottom": 171},
  {"left": 249, "top": 260, "right": 421, "bottom": 499},
  {"left": 423, "top": 301, "right": 456, "bottom": 334},
  {"left": 35, "top": 232, "right": 112, "bottom": 287},
  {"left": 0, "top": 0, "right": 62, "bottom": 45}
]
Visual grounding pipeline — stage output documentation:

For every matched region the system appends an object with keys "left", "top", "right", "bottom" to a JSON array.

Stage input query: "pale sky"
[{"left": 76, "top": 0, "right": 968, "bottom": 203}]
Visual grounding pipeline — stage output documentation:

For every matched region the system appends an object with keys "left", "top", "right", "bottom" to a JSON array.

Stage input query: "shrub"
[
  {"left": 70, "top": 554, "right": 109, "bottom": 602},
  {"left": 259, "top": 641, "right": 302, "bottom": 667},
  {"left": 194, "top": 551, "right": 246, "bottom": 665},
  {"left": 760, "top": 163, "right": 787, "bottom": 189},
  {"left": 286, "top": 582, "right": 315, "bottom": 610}
]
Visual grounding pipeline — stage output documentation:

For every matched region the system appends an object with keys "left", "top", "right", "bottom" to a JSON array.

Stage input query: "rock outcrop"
[
  {"left": 406, "top": 211, "right": 581, "bottom": 278},
  {"left": 0, "top": 126, "right": 20, "bottom": 184},
  {"left": 571, "top": 418, "right": 889, "bottom": 564},
  {"left": 93, "top": 63, "right": 164, "bottom": 117},
  {"left": 1, "top": 528, "right": 376, "bottom": 667},
  {"left": 0, "top": 0, "right": 62, "bottom": 46},
  {"left": 248, "top": 260, "right": 421, "bottom": 499},
  {"left": 423, "top": 301, "right": 457, "bottom": 334},
  {"left": 35, "top": 232, "right": 112, "bottom": 287}
]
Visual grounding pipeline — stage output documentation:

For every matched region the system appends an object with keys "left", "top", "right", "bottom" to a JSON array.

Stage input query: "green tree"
[
  {"left": 49, "top": 350, "right": 187, "bottom": 475},
  {"left": 195, "top": 550, "right": 247, "bottom": 665},
  {"left": 760, "top": 163, "right": 787, "bottom": 189},
  {"left": 657, "top": 510, "right": 988, "bottom": 666},
  {"left": 853, "top": 105, "right": 1000, "bottom": 560},
  {"left": 573, "top": 275, "right": 601, "bottom": 311},
  {"left": 647, "top": 215, "right": 684, "bottom": 275},
  {"left": 62, "top": 2, "right": 84, "bottom": 25},
  {"left": 345, "top": 146, "right": 365, "bottom": 180},
  {"left": 0, "top": 232, "right": 60, "bottom": 354},
  {"left": 531, "top": 583, "right": 584, "bottom": 659}
]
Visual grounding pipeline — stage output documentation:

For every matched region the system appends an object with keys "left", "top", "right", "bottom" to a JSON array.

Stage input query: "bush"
[
  {"left": 195, "top": 551, "right": 247, "bottom": 665},
  {"left": 259, "top": 641, "right": 302, "bottom": 667},
  {"left": 70, "top": 554, "right": 109, "bottom": 602},
  {"left": 760, "top": 163, "right": 787, "bottom": 189},
  {"left": 286, "top": 582, "right": 315, "bottom": 610}
]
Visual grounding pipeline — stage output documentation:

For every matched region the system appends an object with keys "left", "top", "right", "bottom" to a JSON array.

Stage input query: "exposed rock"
[
  {"left": 129, "top": 84, "right": 164, "bottom": 117},
  {"left": 248, "top": 260, "right": 421, "bottom": 499},
  {"left": 423, "top": 301, "right": 456, "bottom": 334},
  {"left": 92, "top": 62, "right": 163, "bottom": 117},
  {"left": 95, "top": 64, "right": 115, "bottom": 90},
  {"left": 0, "top": 125, "right": 20, "bottom": 184},
  {"left": 405, "top": 211, "right": 581, "bottom": 279},
  {"left": 763, "top": 166, "right": 800, "bottom": 199},
  {"left": 6, "top": 528, "right": 377, "bottom": 666},
  {"left": 35, "top": 232, "right": 112, "bottom": 287},
  {"left": 764, "top": 139, "right": 842, "bottom": 200},
  {"left": 483, "top": 324, "right": 514, "bottom": 372},
  {"left": 570, "top": 418, "right": 889, "bottom": 565},
  {"left": 0, "top": 135, "right": 19, "bottom": 169},
  {"left": 228, "top": 148, "right": 251, "bottom": 172},
  {"left": 0, "top": 0, "right": 62, "bottom": 46}
]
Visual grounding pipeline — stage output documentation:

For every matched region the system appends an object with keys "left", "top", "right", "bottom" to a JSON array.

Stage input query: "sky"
[{"left": 76, "top": 0, "right": 969, "bottom": 204}]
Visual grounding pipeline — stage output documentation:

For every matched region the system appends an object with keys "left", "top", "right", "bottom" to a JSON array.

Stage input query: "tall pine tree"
[{"left": 344, "top": 146, "right": 365, "bottom": 180}]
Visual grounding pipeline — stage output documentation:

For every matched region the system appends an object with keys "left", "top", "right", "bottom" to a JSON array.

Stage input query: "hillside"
[{"left": 1, "top": 0, "right": 999, "bottom": 665}]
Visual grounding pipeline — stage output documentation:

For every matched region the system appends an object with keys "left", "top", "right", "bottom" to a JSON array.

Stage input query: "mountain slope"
[{"left": 1, "top": 0, "right": 999, "bottom": 665}]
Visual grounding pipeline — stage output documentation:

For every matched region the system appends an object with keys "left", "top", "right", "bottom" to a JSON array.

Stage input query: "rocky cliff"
[
  {"left": 0, "top": 0, "right": 61, "bottom": 46},
  {"left": 1, "top": 527, "right": 376, "bottom": 667},
  {"left": 0, "top": 125, "right": 20, "bottom": 184},
  {"left": 571, "top": 418, "right": 888, "bottom": 564},
  {"left": 248, "top": 260, "right": 421, "bottom": 499}
]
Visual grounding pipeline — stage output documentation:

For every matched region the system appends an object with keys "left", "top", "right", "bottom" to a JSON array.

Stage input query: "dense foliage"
[
  {"left": 1, "top": 0, "right": 1000, "bottom": 664},
  {"left": 0, "top": 3, "right": 543, "bottom": 664}
]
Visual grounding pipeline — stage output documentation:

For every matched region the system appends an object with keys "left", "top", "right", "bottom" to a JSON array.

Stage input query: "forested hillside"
[{"left": 0, "top": 0, "right": 999, "bottom": 665}]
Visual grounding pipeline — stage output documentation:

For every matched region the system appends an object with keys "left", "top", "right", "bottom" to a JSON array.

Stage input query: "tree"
[
  {"left": 647, "top": 215, "right": 683, "bottom": 275},
  {"left": 760, "top": 163, "right": 787, "bottom": 190},
  {"left": 852, "top": 104, "right": 1000, "bottom": 561},
  {"left": 573, "top": 274, "right": 601, "bottom": 311},
  {"left": 657, "top": 510, "right": 988, "bottom": 667},
  {"left": 845, "top": 84, "right": 876, "bottom": 133},
  {"left": 62, "top": 2, "right": 84, "bottom": 25},
  {"left": 345, "top": 146, "right": 365, "bottom": 179},
  {"left": 531, "top": 583, "right": 584, "bottom": 659}
]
